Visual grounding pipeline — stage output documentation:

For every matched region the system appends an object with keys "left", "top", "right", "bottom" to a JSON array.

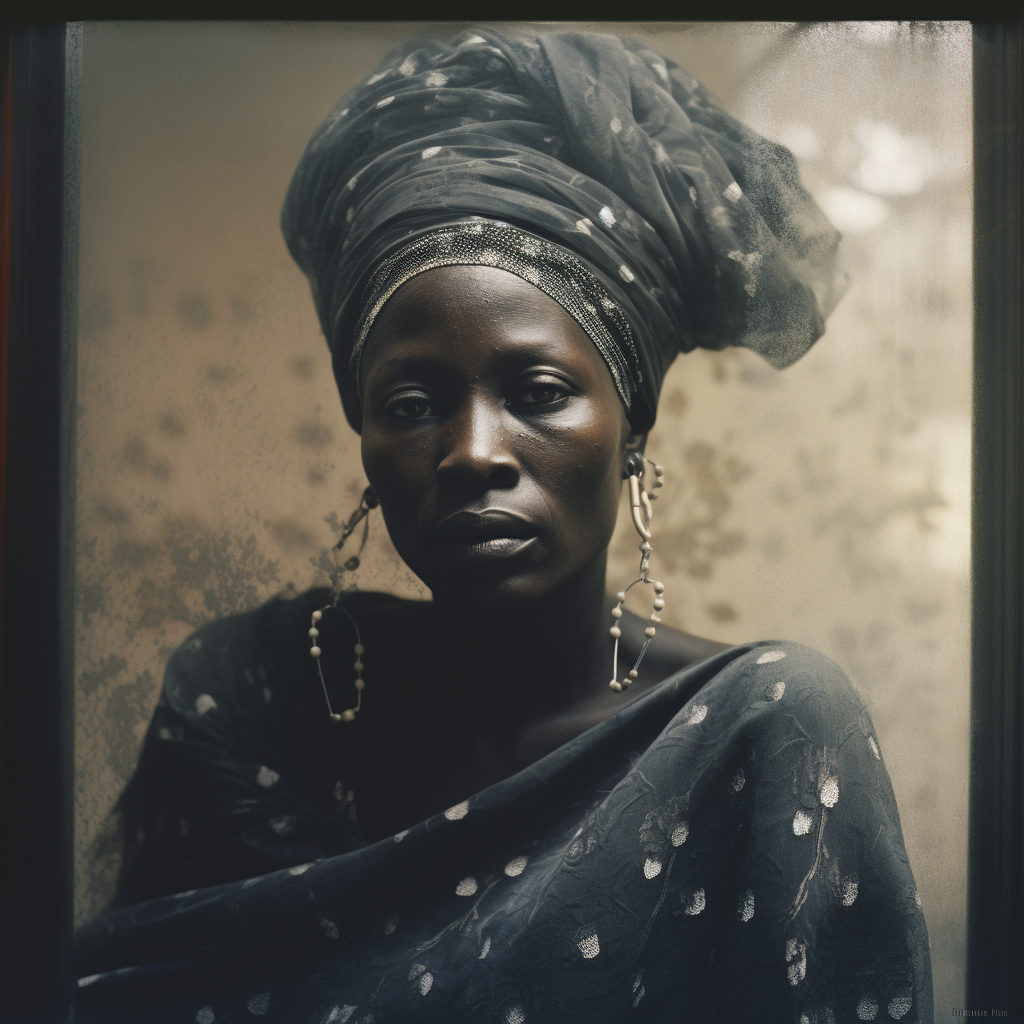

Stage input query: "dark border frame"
[
  {"left": 1, "top": 22, "right": 80, "bottom": 1022},
  {"left": 968, "top": 19, "right": 1023, "bottom": 1021},
  {"left": 0, "top": 19, "right": 1020, "bottom": 1023}
]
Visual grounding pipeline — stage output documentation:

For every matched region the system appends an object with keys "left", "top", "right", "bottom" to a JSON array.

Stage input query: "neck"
[{"left": 427, "top": 557, "right": 613, "bottom": 734}]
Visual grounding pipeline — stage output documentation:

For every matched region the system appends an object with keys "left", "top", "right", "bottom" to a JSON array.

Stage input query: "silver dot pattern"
[
  {"left": 282, "top": 26, "right": 847, "bottom": 436},
  {"left": 76, "top": 597, "right": 932, "bottom": 1023}
]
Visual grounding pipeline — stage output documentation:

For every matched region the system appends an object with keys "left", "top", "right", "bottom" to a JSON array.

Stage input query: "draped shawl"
[
  {"left": 281, "top": 28, "right": 848, "bottom": 432},
  {"left": 75, "top": 590, "right": 932, "bottom": 1023}
]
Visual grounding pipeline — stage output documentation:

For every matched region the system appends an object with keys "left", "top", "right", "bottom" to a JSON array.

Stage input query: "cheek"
[
  {"left": 575, "top": 456, "right": 624, "bottom": 540},
  {"left": 360, "top": 434, "right": 428, "bottom": 543},
  {"left": 361, "top": 436, "right": 431, "bottom": 569},
  {"left": 534, "top": 424, "right": 624, "bottom": 537},
  {"left": 362, "top": 431, "right": 423, "bottom": 494}
]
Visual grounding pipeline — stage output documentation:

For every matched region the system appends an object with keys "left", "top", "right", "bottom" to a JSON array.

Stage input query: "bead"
[
  {"left": 310, "top": 646, "right": 322, "bottom": 658},
  {"left": 341, "top": 709, "right": 356, "bottom": 722},
  {"left": 616, "top": 591, "right": 626, "bottom": 602},
  {"left": 648, "top": 492, "right": 658, "bottom": 500},
  {"left": 650, "top": 614, "right": 661, "bottom": 623},
  {"left": 629, "top": 669, "right": 639, "bottom": 679},
  {"left": 653, "top": 581, "right": 665, "bottom": 594},
  {"left": 621, "top": 678, "right": 631, "bottom": 688},
  {"left": 654, "top": 464, "right": 664, "bottom": 475},
  {"left": 354, "top": 661, "right": 364, "bottom": 672},
  {"left": 312, "top": 610, "right": 323, "bottom": 622},
  {"left": 354, "top": 643, "right": 365, "bottom": 655},
  {"left": 354, "top": 679, "right": 365, "bottom": 690},
  {"left": 609, "top": 680, "right": 623, "bottom": 692},
  {"left": 645, "top": 626, "right": 656, "bottom": 637},
  {"left": 329, "top": 712, "right": 342, "bottom": 722},
  {"left": 344, "top": 556, "right": 360, "bottom": 571},
  {"left": 308, "top": 627, "right": 319, "bottom": 638},
  {"left": 610, "top": 626, "right": 621, "bottom": 639},
  {"left": 640, "top": 541, "right": 653, "bottom": 554},
  {"left": 653, "top": 598, "right": 665, "bottom": 610},
  {"left": 652, "top": 479, "right": 663, "bottom": 488},
  {"left": 611, "top": 606, "right": 623, "bottom": 618}
]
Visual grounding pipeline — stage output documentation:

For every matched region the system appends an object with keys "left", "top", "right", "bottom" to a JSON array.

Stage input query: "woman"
[{"left": 75, "top": 27, "right": 932, "bottom": 1023}]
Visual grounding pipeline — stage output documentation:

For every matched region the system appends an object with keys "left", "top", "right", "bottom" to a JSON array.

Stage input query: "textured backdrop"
[{"left": 73, "top": 21, "right": 972, "bottom": 1016}]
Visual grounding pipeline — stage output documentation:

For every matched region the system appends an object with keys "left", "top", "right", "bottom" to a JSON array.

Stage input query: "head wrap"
[{"left": 282, "top": 27, "right": 847, "bottom": 433}]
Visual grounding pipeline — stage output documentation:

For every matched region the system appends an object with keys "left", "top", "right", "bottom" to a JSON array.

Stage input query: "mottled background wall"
[{"left": 74, "top": 21, "right": 972, "bottom": 1016}]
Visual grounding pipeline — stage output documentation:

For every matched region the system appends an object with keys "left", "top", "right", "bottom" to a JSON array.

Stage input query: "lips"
[
  {"left": 434, "top": 510, "right": 539, "bottom": 562},
  {"left": 436, "top": 509, "right": 538, "bottom": 543}
]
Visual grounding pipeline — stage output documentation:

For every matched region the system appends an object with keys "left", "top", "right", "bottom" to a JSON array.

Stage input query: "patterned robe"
[{"left": 75, "top": 589, "right": 932, "bottom": 1023}]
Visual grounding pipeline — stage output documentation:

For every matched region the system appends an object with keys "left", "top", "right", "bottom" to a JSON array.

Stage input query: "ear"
[{"left": 622, "top": 431, "right": 648, "bottom": 478}]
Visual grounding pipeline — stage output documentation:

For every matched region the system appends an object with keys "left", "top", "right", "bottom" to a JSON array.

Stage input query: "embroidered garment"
[{"left": 75, "top": 590, "right": 932, "bottom": 1023}]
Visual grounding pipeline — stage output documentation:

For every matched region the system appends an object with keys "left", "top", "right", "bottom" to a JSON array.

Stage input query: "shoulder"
[
  {"left": 689, "top": 639, "right": 861, "bottom": 703},
  {"left": 160, "top": 588, "right": 415, "bottom": 715},
  {"left": 687, "top": 640, "right": 873, "bottom": 749},
  {"left": 739, "top": 640, "right": 862, "bottom": 704},
  {"left": 167, "top": 588, "right": 407, "bottom": 663}
]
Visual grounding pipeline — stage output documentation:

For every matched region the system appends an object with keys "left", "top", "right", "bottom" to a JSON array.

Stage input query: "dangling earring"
[
  {"left": 329, "top": 486, "right": 379, "bottom": 602},
  {"left": 609, "top": 453, "right": 665, "bottom": 693},
  {"left": 308, "top": 485, "right": 378, "bottom": 722}
]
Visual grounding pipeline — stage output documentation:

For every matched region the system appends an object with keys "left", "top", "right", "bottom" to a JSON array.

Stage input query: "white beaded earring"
[
  {"left": 309, "top": 486, "right": 377, "bottom": 722},
  {"left": 309, "top": 605, "right": 366, "bottom": 722},
  {"left": 609, "top": 453, "right": 665, "bottom": 693}
]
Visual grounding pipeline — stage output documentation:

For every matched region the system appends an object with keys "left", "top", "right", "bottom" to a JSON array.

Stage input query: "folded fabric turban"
[{"left": 282, "top": 27, "right": 847, "bottom": 433}]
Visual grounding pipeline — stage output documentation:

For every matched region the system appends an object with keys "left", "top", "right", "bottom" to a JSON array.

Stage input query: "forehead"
[{"left": 360, "top": 265, "right": 615, "bottom": 383}]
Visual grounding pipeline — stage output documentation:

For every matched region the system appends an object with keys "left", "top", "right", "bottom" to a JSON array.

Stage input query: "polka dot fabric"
[
  {"left": 75, "top": 591, "right": 932, "bottom": 1022},
  {"left": 281, "top": 27, "right": 848, "bottom": 433}
]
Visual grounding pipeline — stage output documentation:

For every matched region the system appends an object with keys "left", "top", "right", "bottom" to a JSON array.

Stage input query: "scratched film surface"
[{"left": 73, "top": 22, "right": 971, "bottom": 1015}]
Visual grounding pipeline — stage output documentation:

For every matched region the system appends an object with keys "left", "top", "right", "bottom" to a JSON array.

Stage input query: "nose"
[{"left": 436, "top": 395, "right": 519, "bottom": 493}]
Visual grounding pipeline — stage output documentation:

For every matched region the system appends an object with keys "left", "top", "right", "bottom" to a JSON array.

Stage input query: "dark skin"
[{"left": 352, "top": 265, "right": 729, "bottom": 841}]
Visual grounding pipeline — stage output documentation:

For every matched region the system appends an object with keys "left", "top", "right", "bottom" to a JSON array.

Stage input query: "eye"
[
  {"left": 516, "top": 377, "right": 572, "bottom": 408},
  {"left": 384, "top": 392, "right": 436, "bottom": 419}
]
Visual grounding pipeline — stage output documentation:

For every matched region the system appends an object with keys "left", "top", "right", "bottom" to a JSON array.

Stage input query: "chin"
[
  {"left": 426, "top": 570, "right": 555, "bottom": 609},
  {"left": 417, "top": 548, "right": 608, "bottom": 611}
]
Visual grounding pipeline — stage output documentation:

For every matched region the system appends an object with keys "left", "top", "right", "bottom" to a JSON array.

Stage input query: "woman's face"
[{"left": 359, "top": 265, "right": 637, "bottom": 606}]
